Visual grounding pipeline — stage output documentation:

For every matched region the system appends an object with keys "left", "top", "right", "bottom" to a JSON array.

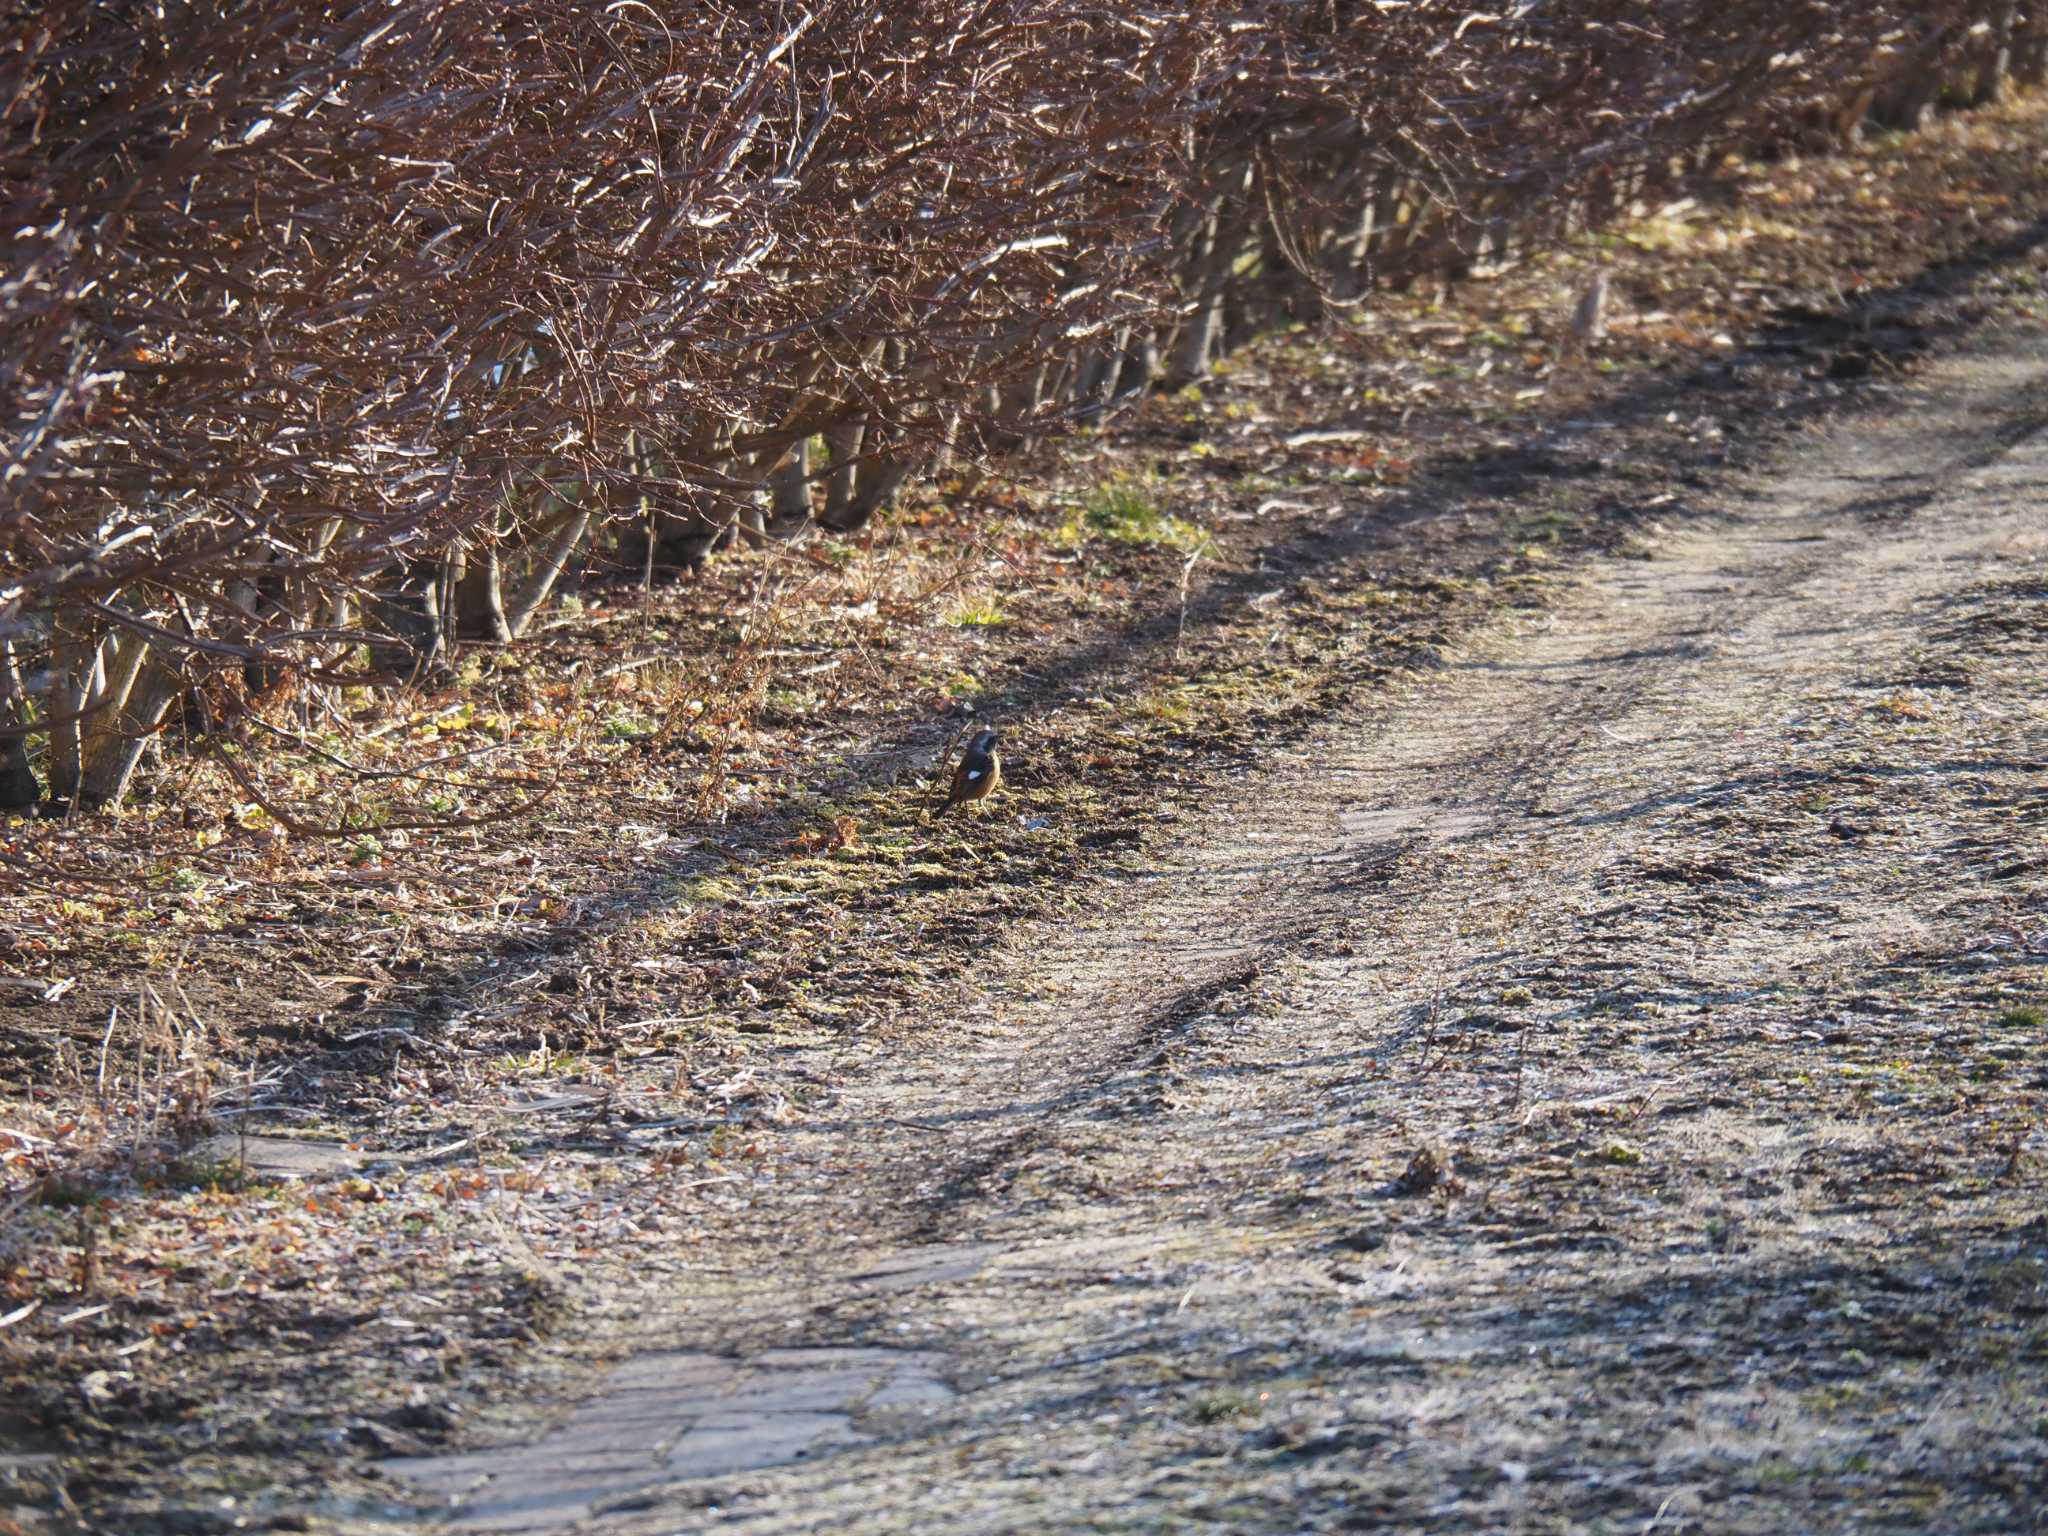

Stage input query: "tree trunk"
[
  {"left": 1874, "top": 54, "right": 1944, "bottom": 129},
  {"left": 1117, "top": 335, "right": 1160, "bottom": 398},
  {"left": 364, "top": 564, "right": 452, "bottom": 685},
  {"left": 0, "top": 734, "right": 34, "bottom": 809},
  {"left": 823, "top": 454, "right": 911, "bottom": 533},
  {"left": 736, "top": 488, "right": 768, "bottom": 543},
  {"left": 454, "top": 534, "right": 512, "bottom": 643},
  {"left": 76, "top": 649, "right": 183, "bottom": 809},
  {"left": 768, "top": 438, "right": 813, "bottom": 533},
  {"left": 820, "top": 419, "right": 866, "bottom": 526},
  {"left": 1167, "top": 204, "right": 1232, "bottom": 386},
  {"left": 505, "top": 501, "right": 593, "bottom": 637},
  {"left": 45, "top": 620, "right": 101, "bottom": 805},
  {"left": 0, "top": 640, "right": 35, "bottom": 807},
  {"left": 2015, "top": 3, "right": 2047, "bottom": 86},
  {"left": 1969, "top": 2, "right": 2018, "bottom": 104}
]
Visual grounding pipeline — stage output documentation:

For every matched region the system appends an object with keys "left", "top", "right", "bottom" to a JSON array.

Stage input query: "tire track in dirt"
[
  {"left": 378, "top": 336, "right": 2048, "bottom": 1535},
  {"left": 860, "top": 488, "right": 1897, "bottom": 1230}
]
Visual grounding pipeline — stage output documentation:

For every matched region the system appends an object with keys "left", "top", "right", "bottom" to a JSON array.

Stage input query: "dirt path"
[{"left": 366, "top": 335, "right": 2048, "bottom": 1534}]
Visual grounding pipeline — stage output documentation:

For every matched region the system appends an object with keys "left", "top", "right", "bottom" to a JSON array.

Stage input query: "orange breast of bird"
[{"left": 947, "top": 753, "right": 1000, "bottom": 807}]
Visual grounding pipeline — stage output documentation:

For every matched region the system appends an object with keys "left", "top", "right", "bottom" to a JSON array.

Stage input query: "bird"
[
  {"left": 941, "top": 727, "right": 1002, "bottom": 815},
  {"left": 1568, "top": 267, "right": 1612, "bottom": 357}
]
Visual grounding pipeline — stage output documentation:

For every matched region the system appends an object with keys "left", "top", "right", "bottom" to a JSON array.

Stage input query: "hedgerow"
[{"left": 3, "top": 0, "right": 2039, "bottom": 813}]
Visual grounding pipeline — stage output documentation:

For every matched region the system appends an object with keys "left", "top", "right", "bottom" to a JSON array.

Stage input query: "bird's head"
[{"left": 970, "top": 728, "right": 999, "bottom": 754}]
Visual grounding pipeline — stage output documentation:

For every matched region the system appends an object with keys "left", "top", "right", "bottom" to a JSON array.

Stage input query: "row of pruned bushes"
[{"left": 3, "top": 0, "right": 2041, "bottom": 811}]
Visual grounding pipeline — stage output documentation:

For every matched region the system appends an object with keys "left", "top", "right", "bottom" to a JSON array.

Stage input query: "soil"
[
  {"left": 2, "top": 100, "right": 2047, "bottom": 1536},
  {"left": 353, "top": 323, "right": 2048, "bottom": 1536}
]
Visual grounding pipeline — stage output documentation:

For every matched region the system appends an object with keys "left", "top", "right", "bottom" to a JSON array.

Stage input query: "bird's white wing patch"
[{"left": 965, "top": 768, "right": 983, "bottom": 781}]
